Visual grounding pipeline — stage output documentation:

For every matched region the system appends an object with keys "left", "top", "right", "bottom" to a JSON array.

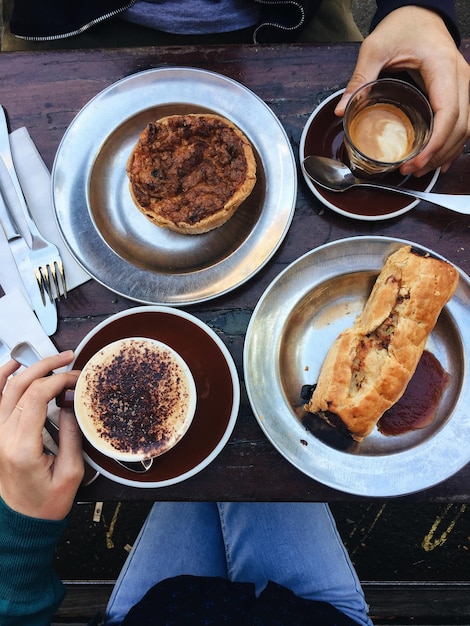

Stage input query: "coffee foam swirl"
[{"left": 349, "top": 103, "right": 415, "bottom": 163}]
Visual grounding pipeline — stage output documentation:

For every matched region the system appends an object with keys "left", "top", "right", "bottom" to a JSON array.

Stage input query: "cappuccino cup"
[
  {"left": 73, "top": 337, "right": 196, "bottom": 462},
  {"left": 343, "top": 78, "right": 433, "bottom": 176}
]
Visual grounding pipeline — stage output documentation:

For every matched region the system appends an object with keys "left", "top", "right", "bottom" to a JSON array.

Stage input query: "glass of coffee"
[
  {"left": 343, "top": 78, "right": 433, "bottom": 176},
  {"left": 74, "top": 337, "right": 197, "bottom": 462}
]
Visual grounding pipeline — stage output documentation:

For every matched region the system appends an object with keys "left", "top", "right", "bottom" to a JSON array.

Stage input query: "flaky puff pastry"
[{"left": 304, "top": 245, "right": 459, "bottom": 441}]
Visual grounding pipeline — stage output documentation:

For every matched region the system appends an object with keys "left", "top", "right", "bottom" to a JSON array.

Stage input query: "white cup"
[{"left": 73, "top": 337, "right": 196, "bottom": 462}]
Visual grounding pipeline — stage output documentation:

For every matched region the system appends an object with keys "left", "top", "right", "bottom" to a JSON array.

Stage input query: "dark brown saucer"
[
  {"left": 299, "top": 90, "right": 439, "bottom": 220},
  {"left": 72, "top": 306, "right": 239, "bottom": 487}
]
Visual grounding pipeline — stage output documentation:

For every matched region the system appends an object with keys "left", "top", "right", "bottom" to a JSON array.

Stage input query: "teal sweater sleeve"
[{"left": 0, "top": 497, "right": 68, "bottom": 625}]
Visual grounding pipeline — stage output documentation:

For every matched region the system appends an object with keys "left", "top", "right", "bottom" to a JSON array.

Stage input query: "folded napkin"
[
  {"left": 0, "top": 216, "right": 23, "bottom": 298},
  {"left": 0, "top": 127, "right": 92, "bottom": 356},
  {"left": 0, "top": 127, "right": 90, "bottom": 384},
  {"left": 0, "top": 290, "right": 58, "bottom": 364},
  {"left": 0, "top": 127, "right": 91, "bottom": 293}
]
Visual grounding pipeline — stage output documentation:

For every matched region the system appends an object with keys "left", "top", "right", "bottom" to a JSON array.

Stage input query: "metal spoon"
[
  {"left": 302, "top": 155, "right": 470, "bottom": 215},
  {"left": 114, "top": 458, "right": 154, "bottom": 473},
  {"left": 9, "top": 342, "right": 153, "bottom": 474},
  {"left": 10, "top": 341, "right": 44, "bottom": 368}
]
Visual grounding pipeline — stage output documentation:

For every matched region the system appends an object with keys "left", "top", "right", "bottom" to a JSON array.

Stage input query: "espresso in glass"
[
  {"left": 347, "top": 103, "right": 415, "bottom": 163},
  {"left": 74, "top": 337, "right": 196, "bottom": 461},
  {"left": 343, "top": 78, "right": 433, "bottom": 176}
]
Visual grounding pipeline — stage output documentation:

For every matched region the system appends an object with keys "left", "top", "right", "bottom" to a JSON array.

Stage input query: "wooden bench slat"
[
  {"left": 52, "top": 580, "right": 470, "bottom": 624},
  {"left": 363, "top": 581, "right": 470, "bottom": 622}
]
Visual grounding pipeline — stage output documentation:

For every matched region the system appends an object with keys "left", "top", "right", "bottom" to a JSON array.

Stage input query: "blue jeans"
[{"left": 104, "top": 502, "right": 373, "bottom": 625}]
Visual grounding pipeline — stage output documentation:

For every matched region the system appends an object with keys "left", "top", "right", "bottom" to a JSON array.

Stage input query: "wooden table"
[{"left": 2, "top": 43, "right": 469, "bottom": 502}]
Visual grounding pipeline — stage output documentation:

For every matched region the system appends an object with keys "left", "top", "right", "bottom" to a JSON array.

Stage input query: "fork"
[{"left": 0, "top": 105, "right": 67, "bottom": 303}]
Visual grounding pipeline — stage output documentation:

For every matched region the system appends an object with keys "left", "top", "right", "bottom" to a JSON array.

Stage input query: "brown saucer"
[
  {"left": 73, "top": 306, "right": 239, "bottom": 487},
  {"left": 300, "top": 90, "right": 439, "bottom": 220}
]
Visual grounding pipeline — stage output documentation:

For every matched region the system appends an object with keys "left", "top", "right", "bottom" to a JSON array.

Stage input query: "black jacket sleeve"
[
  {"left": 370, "top": 0, "right": 460, "bottom": 45},
  {"left": 10, "top": 0, "right": 135, "bottom": 40}
]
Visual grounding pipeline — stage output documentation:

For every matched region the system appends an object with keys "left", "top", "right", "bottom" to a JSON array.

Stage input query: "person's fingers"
[
  {"left": 1, "top": 351, "right": 75, "bottom": 415},
  {"left": 54, "top": 408, "right": 85, "bottom": 489},
  {"left": 0, "top": 360, "right": 21, "bottom": 412},
  {"left": 401, "top": 60, "right": 458, "bottom": 173},
  {"left": 334, "top": 43, "right": 384, "bottom": 116},
  {"left": 0, "top": 375, "right": 82, "bottom": 520},
  {"left": 13, "top": 350, "right": 75, "bottom": 380},
  {"left": 402, "top": 57, "right": 469, "bottom": 176},
  {"left": 0, "top": 370, "right": 80, "bottom": 471}
]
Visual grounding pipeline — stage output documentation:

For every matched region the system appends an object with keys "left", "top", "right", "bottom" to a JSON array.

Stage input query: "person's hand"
[
  {"left": 335, "top": 6, "right": 470, "bottom": 176},
  {"left": 0, "top": 352, "right": 83, "bottom": 520}
]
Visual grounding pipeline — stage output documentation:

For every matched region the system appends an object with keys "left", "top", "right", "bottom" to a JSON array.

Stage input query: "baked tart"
[{"left": 126, "top": 113, "right": 257, "bottom": 234}]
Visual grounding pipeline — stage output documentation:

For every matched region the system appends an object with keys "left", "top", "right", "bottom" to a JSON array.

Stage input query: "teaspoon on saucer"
[
  {"left": 302, "top": 155, "right": 470, "bottom": 215},
  {"left": 113, "top": 458, "right": 154, "bottom": 473}
]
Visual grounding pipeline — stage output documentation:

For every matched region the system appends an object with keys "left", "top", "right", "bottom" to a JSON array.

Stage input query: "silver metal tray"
[
  {"left": 52, "top": 67, "right": 296, "bottom": 305},
  {"left": 244, "top": 236, "right": 470, "bottom": 497}
]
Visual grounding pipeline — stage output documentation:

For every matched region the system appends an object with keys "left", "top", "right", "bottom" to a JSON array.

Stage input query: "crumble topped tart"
[{"left": 126, "top": 113, "right": 257, "bottom": 234}]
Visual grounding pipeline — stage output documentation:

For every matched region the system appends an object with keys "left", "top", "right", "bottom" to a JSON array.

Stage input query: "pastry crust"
[
  {"left": 126, "top": 113, "right": 257, "bottom": 234},
  {"left": 304, "top": 245, "right": 459, "bottom": 441}
]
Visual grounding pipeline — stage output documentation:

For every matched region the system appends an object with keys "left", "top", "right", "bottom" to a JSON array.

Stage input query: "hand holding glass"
[{"left": 343, "top": 78, "right": 433, "bottom": 177}]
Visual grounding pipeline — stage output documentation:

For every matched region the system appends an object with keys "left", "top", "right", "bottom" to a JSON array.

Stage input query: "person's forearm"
[
  {"left": 371, "top": 0, "right": 460, "bottom": 44},
  {"left": 0, "top": 498, "right": 67, "bottom": 625}
]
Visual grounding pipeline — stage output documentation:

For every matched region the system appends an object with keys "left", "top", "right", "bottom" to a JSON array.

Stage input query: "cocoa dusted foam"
[
  {"left": 75, "top": 338, "right": 196, "bottom": 460},
  {"left": 348, "top": 103, "right": 415, "bottom": 163}
]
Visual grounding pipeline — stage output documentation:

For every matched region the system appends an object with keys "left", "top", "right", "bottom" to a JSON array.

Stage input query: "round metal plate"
[
  {"left": 52, "top": 67, "right": 296, "bottom": 305},
  {"left": 244, "top": 236, "right": 470, "bottom": 496}
]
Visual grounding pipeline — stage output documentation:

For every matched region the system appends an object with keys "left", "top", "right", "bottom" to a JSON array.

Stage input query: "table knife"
[{"left": 0, "top": 192, "right": 57, "bottom": 335}]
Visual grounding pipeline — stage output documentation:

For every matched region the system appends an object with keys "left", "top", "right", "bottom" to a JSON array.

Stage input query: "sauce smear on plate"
[{"left": 378, "top": 350, "right": 450, "bottom": 436}]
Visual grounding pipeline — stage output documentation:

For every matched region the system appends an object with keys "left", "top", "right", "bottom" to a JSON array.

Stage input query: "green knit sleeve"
[{"left": 0, "top": 497, "right": 68, "bottom": 625}]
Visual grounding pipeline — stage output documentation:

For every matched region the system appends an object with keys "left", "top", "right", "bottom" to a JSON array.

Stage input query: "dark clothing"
[
  {"left": 9, "top": 0, "right": 313, "bottom": 42},
  {"left": 371, "top": 0, "right": 460, "bottom": 44},
  {"left": 121, "top": 575, "right": 359, "bottom": 626},
  {"left": 10, "top": 0, "right": 135, "bottom": 41},
  {"left": 9, "top": 0, "right": 461, "bottom": 45}
]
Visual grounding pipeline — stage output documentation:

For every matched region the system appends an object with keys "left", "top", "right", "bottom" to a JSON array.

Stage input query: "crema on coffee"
[
  {"left": 74, "top": 337, "right": 196, "bottom": 460},
  {"left": 348, "top": 103, "right": 415, "bottom": 163}
]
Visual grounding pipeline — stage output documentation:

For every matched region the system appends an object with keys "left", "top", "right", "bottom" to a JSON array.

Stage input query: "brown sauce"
[{"left": 378, "top": 350, "right": 450, "bottom": 436}]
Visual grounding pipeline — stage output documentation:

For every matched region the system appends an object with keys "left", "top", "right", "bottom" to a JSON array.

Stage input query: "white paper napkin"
[
  {"left": 0, "top": 127, "right": 89, "bottom": 384},
  {"left": 0, "top": 290, "right": 58, "bottom": 365},
  {"left": 7, "top": 127, "right": 91, "bottom": 291},
  {"left": 0, "top": 127, "right": 92, "bottom": 353}
]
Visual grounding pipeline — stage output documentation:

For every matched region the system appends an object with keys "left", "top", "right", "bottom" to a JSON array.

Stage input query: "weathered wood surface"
[{"left": 2, "top": 43, "right": 469, "bottom": 502}]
